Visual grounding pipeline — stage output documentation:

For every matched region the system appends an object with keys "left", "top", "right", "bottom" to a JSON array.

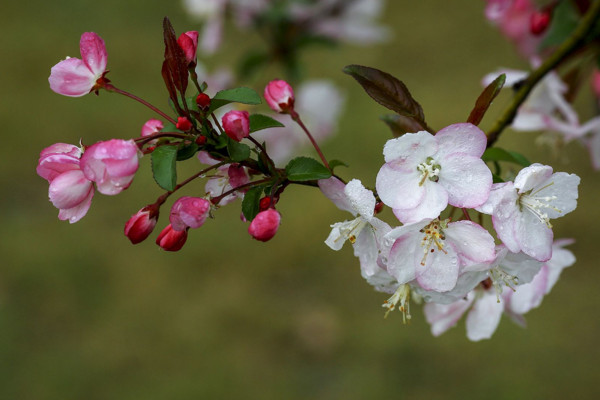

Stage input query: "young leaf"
[
  {"left": 249, "top": 114, "right": 285, "bottom": 133},
  {"left": 482, "top": 147, "right": 531, "bottom": 167},
  {"left": 285, "top": 157, "right": 332, "bottom": 181},
  {"left": 162, "top": 17, "right": 189, "bottom": 97},
  {"left": 343, "top": 65, "right": 427, "bottom": 127},
  {"left": 467, "top": 73, "right": 506, "bottom": 126},
  {"left": 380, "top": 114, "right": 425, "bottom": 137},
  {"left": 227, "top": 138, "right": 251, "bottom": 162},
  {"left": 209, "top": 87, "right": 262, "bottom": 112},
  {"left": 151, "top": 145, "right": 178, "bottom": 191},
  {"left": 242, "top": 186, "right": 264, "bottom": 221}
]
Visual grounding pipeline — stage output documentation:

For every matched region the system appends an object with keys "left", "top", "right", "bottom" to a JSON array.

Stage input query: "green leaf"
[
  {"left": 210, "top": 87, "right": 262, "bottom": 112},
  {"left": 492, "top": 173, "right": 505, "bottom": 184},
  {"left": 227, "top": 138, "right": 251, "bottom": 162},
  {"left": 467, "top": 73, "right": 505, "bottom": 126},
  {"left": 285, "top": 156, "right": 332, "bottom": 181},
  {"left": 379, "top": 114, "right": 425, "bottom": 137},
  {"left": 343, "top": 65, "right": 427, "bottom": 128},
  {"left": 328, "top": 159, "right": 349, "bottom": 170},
  {"left": 176, "top": 142, "right": 199, "bottom": 161},
  {"left": 540, "top": 0, "right": 580, "bottom": 49},
  {"left": 151, "top": 145, "right": 178, "bottom": 191},
  {"left": 249, "top": 114, "right": 285, "bottom": 133},
  {"left": 482, "top": 147, "right": 531, "bottom": 167},
  {"left": 242, "top": 186, "right": 264, "bottom": 221}
]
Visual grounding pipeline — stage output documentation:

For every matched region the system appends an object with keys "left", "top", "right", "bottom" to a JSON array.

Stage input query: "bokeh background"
[{"left": 1, "top": 1, "right": 599, "bottom": 398}]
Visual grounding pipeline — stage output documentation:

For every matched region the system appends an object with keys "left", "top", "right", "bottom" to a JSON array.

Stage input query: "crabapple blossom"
[
  {"left": 484, "top": 0, "right": 541, "bottom": 57},
  {"left": 222, "top": 110, "right": 250, "bottom": 142},
  {"left": 49, "top": 32, "right": 108, "bottom": 97},
  {"left": 264, "top": 80, "right": 294, "bottom": 113},
  {"left": 80, "top": 139, "right": 140, "bottom": 195},
  {"left": 198, "top": 152, "right": 250, "bottom": 205},
  {"left": 156, "top": 224, "right": 188, "bottom": 251},
  {"left": 141, "top": 119, "right": 164, "bottom": 137},
  {"left": 477, "top": 163, "right": 579, "bottom": 262},
  {"left": 376, "top": 123, "right": 492, "bottom": 223},
  {"left": 248, "top": 209, "right": 281, "bottom": 242},
  {"left": 169, "top": 197, "right": 211, "bottom": 231},
  {"left": 47, "top": 169, "right": 95, "bottom": 224},
  {"left": 177, "top": 31, "right": 199, "bottom": 65},
  {"left": 36, "top": 143, "right": 83, "bottom": 183},
  {"left": 384, "top": 218, "right": 496, "bottom": 292},
  {"left": 124, "top": 206, "right": 159, "bottom": 244}
]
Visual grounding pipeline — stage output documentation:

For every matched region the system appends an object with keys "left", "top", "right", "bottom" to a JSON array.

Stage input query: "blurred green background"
[{"left": 1, "top": 1, "right": 599, "bottom": 399}]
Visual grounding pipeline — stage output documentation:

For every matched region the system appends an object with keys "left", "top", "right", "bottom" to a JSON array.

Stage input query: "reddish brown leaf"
[{"left": 467, "top": 73, "right": 505, "bottom": 126}]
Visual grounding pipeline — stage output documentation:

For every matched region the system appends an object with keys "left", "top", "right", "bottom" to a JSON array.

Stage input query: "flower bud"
[
  {"left": 248, "top": 209, "right": 281, "bottom": 242},
  {"left": 156, "top": 224, "right": 188, "bottom": 251},
  {"left": 264, "top": 80, "right": 294, "bottom": 113},
  {"left": 169, "top": 196, "right": 211, "bottom": 231},
  {"left": 37, "top": 143, "right": 82, "bottom": 183},
  {"left": 259, "top": 197, "right": 271, "bottom": 211},
  {"left": 80, "top": 139, "right": 140, "bottom": 195},
  {"left": 124, "top": 206, "right": 159, "bottom": 244},
  {"left": 176, "top": 116, "right": 193, "bottom": 131},
  {"left": 141, "top": 119, "right": 164, "bottom": 137},
  {"left": 222, "top": 110, "right": 250, "bottom": 142},
  {"left": 177, "top": 31, "right": 199, "bottom": 65},
  {"left": 530, "top": 10, "right": 551, "bottom": 35},
  {"left": 196, "top": 93, "right": 211, "bottom": 110}
]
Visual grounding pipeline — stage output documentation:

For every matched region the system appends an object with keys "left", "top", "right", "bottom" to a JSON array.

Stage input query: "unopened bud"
[
  {"left": 374, "top": 201, "right": 384, "bottom": 214},
  {"left": 124, "top": 206, "right": 159, "bottom": 244},
  {"left": 530, "top": 10, "right": 551, "bottom": 35},
  {"left": 195, "top": 135, "right": 207, "bottom": 146},
  {"left": 177, "top": 31, "right": 199, "bottom": 65},
  {"left": 176, "top": 116, "right": 193, "bottom": 131},
  {"left": 169, "top": 196, "right": 211, "bottom": 231},
  {"left": 259, "top": 197, "right": 271, "bottom": 211},
  {"left": 222, "top": 110, "right": 250, "bottom": 142},
  {"left": 248, "top": 209, "right": 281, "bottom": 242},
  {"left": 156, "top": 224, "right": 188, "bottom": 251},
  {"left": 196, "top": 93, "right": 211, "bottom": 111},
  {"left": 264, "top": 80, "right": 294, "bottom": 113}
]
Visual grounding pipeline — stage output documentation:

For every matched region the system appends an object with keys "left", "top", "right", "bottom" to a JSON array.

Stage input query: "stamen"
[
  {"left": 416, "top": 157, "right": 441, "bottom": 186},
  {"left": 382, "top": 284, "right": 411, "bottom": 323},
  {"left": 489, "top": 267, "right": 519, "bottom": 302}
]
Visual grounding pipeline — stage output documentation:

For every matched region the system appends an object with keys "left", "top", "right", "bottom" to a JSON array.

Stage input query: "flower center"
[
  {"left": 382, "top": 284, "right": 411, "bottom": 323},
  {"left": 419, "top": 218, "right": 449, "bottom": 266},
  {"left": 416, "top": 157, "right": 441, "bottom": 186},
  {"left": 517, "top": 182, "right": 560, "bottom": 228},
  {"left": 334, "top": 217, "right": 367, "bottom": 245},
  {"left": 489, "top": 267, "right": 519, "bottom": 302}
]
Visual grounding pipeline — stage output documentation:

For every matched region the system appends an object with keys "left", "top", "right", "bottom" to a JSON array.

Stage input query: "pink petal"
[
  {"left": 415, "top": 243, "right": 460, "bottom": 292},
  {"left": 424, "top": 295, "right": 473, "bottom": 336},
  {"left": 382, "top": 130, "right": 437, "bottom": 164},
  {"left": 444, "top": 220, "right": 496, "bottom": 265},
  {"left": 57, "top": 185, "right": 94, "bottom": 224},
  {"left": 392, "top": 181, "right": 447, "bottom": 224},
  {"left": 439, "top": 154, "right": 492, "bottom": 208},
  {"left": 49, "top": 57, "right": 96, "bottom": 97},
  {"left": 80, "top": 32, "right": 107, "bottom": 76},
  {"left": 318, "top": 177, "right": 354, "bottom": 214},
  {"left": 434, "top": 123, "right": 487, "bottom": 159},
  {"left": 48, "top": 170, "right": 94, "bottom": 209},
  {"left": 376, "top": 163, "right": 424, "bottom": 210}
]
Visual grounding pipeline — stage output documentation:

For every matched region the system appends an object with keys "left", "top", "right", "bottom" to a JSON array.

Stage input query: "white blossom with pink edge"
[
  {"left": 383, "top": 218, "right": 496, "bottom": 293},
  {"left": 376, "top": 123, "right": 492, "bottom": 224},
  {"left": 80, "top": 139, "right": 140, "bottom": 196},
  {"left": 198, "top": 152, "right": 249, "bottom": 205},
  {"left": 49, "top": 32, "right": 107, "bottom": 97},
  {"left": 477, "top": 163, "right": 579, "bottom": 262}
]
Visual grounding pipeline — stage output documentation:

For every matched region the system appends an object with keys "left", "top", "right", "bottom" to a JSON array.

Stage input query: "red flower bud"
[
  {"left": 259, "top": 197, "right": 271, "bottom": 211},
  {"left": 248, "top": 209, "right": 281, "bottom": 242},
  {"left": 124, "top": 206, "right": 158, "bottom": 244},
  {"left": 156, "top": 224, "right": 188, "bottom": 251},
  {"left": 264, "top": 80, "right": 294, "bottom": 113},
  {"left": 177, "top": 31, "right": 199, "bottom": 65},
  {"left": 196, "top": 93, "right": 211, "bottom": 111},
  {"left": 530, "top": 10, "right": 551, "bottom": 35},
  {"left": 195, "top": 135, "right": 207, "bottom": 146},
  {"left": 374, "top": 201, "right": 384, "bottom": 214},
  {"left": 176, "top": 116, "right": 193, "bottom": 131}
]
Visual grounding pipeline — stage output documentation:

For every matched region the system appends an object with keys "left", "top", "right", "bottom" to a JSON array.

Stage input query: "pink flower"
[
  {"left": 141, "top": 119, "right": 164, "bottom": 137},
  {"left": 384, "top": 218, "right": 496, "bottom": 293},
  {"left": 477, "top": 164, "right": 579, "bottom": 262},
  {"left": 36, "top": 143, "right": 83, "bottom": 183},
  {"left": 376, "top": 123, "right": 492, "bottom": 223},
  {"left": 48, "top": 169, "right": 95, "bottom": 223},
  {"left": 222, "top": 110, "right": 250, "bottom": 142},
  {"left": 80, "top": 139, "right": 140, "bottom": 195},
  {"left": 264, "top": 80, "right": 295, "bottom": 113},
  {"left": 156, "top": 224, "right": 188, "bottom": 251},
  {"left": 248, "top": 209, "right": 281, "bottom": 242},
  {"left": 177, "top": 31, "right": 199, "bottom": 65},
  {"left": 49, "top": 32, "right": 108, "bottom": 97},
  {"left": 169, "top": 197, "right": 211, "bottom": 231},
  {"left": 485, "top": 0, "right": 540, "bottom": 57},
  {"left": 124, "top": 206, "right": 159, "bottom": 244},
  {"left": 198, "top": 153, "right": 249, "bottom": 205}
]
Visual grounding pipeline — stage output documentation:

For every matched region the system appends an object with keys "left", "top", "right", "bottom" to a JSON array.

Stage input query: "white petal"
[
  {"left": 386, "top": 232, "right": 420, "bottom": 284},
  {"left": 415, "top": 271, "right": 487, "bottom": 304},
  {"left": 476, "top": 182, "right": 514, "bottom": 215},
  {"left": 424, "top": 295, "right": 473, "bottom": 337},
  {"left": 535, "top": 172, "right": 580, "bottom": 219},
  {"left": 444, "top": 221, "right": 496, "bottom": 266},
  {"left": 391, "top": 181, "right": 447, "bottom": 224},
  {"left": 345, "top": 179, "right": 376, "bottom": 220},
  {"left": 514, "top": 163, "right": 553, "bottom": 193},
  {"left": 318, "top": 176, "right": 354, "bottom": 214},
  {"left": 509, "top": 265, "right": 549, "bottom": 314},
  {"left": 439, "top": 154, "right": 492, "bottom": 208},
  {"left": 434, "top": 123, "right": 487, "bottom": 159},
  {"left": 545, "top": 239, "right": 575, "bottom": 291},
  {"left": 415, "top": 243, "right": 459, "bottom": 292},
  {"left": 515, "top": 210, "right": 553, "bottom": 262},
  {"left": 500, "top": 250, "right": 544, "bottom": 284},
  {"left": 382, "top": 130, "right": 437, "bottom": 164},
  {"left": 376, "top": 163, "right": 424, "bottom": 210},
  {"left": 466, "top": 291, "right": 504, "bottom": 341}
]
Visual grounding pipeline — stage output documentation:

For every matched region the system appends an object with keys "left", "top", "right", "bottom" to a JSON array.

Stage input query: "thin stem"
[
  {"left": 134, "top": 132, "right": 190, "bottom": 145},
  {"left": 290, "top": 111, "right": 331, "bottom": 171},
  {"left": 248, "top": 136, "right": 278, "bottom": 175},
  {"left": 461, "top": 208, "right": 472, "bottom": 221},
  {"left": 486, "top": 0, "right": 600, "bottom": 146},
  {"left": 210, "top": 178, "right": 272, "bottom": 205},
  {"left": 155, "top": 162, "right": 228, "bottom": 205},
  {"left": 211, "top": 113, "right": 225, "bottom": 135},
  {"left": 104, "top": 83, "right": 177, "bottom": 125}
]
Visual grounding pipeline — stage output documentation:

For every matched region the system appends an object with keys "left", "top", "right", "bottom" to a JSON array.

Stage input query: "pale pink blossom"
[
  {"left": 248, "top": 209, "right": 281, "bottom": 242},
  {"left": 376, "top": 123, "right": 492, "bottom": 223},
  {"left": 49, "top": 32, "right": 108, "bottom": 97},
  {"left": 198, "top": 152, "right": 250, "bottom": 205},
  {"left": 169, "top": 197, "right": 211, "bottom": 231},
  {"left": 141, "top": 119, "right": 164, "bottom": 138},
  {"left": 36, "top": 143, "right": 83, "bottom": 183},
  {"left": 124, "top": 206, "right": 159, "bottom": 244},
  {"left": 384, "top": 218, "right": 496, "bottom": 292},
  {"left": 48, "top": 169, "right": 95, "bottom": 223},
  {"left": 80, "top": 139, "right": 140, "bottom": 195},
  {"left": 477, "top": 164, "right": 579, "bottom": 261},
  {"left": 264, "top": 80, "right": 294, "bottom": 113},
  {"left": 484, "top": 0, "right": 541, "bottom": 57},
  {"left": 156, "top": 224, "right": 188, "bottom": 251},
  {"left": 177, "top": 31, "right": 199, "bottom": 65},
  {"left": 222, "top": 110, "right": 250, "bottom": 142}
]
